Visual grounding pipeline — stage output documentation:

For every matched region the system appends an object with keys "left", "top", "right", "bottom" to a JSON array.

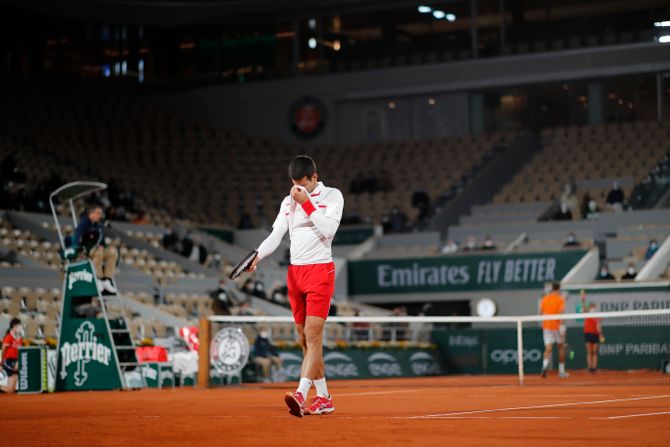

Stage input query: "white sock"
[
  {"left": 313, "top": 377, "right": 329, "bottom": 398},
  {"left": 296, "top": 378, "right": 312, "bottom": 397},
  {"left": 559, "top": 363, "right": 566, "bottom": 374},
  {"left": 542, "top": 358, "right": 549, "bottom": 370}
]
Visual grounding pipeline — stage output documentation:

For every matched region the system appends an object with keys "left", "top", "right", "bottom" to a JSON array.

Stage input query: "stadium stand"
[
  {"left": 494, "top": 121, "right": 670, "bottom": 208},
  {"left": 0, "top": 80, "right": 516, "bottom": 230}
]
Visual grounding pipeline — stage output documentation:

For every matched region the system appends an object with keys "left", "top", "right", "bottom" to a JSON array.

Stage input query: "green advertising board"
[
  {"left": 432, "top": 325, "right": 670, "bottom": 375},
  {"left": 216, "top": 348, "right": 443, "bottom": 384},
  {"left": 348, "top": 251, "right": 586, "bottom": 295},
  {"left": 18, "top": 346, "right": 47, "bottom": 394},
  {"left": 56, "top": 260, "right": 123, "bottom": 391}
]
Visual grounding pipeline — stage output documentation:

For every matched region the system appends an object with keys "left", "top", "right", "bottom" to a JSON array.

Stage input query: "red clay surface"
[{"left": 2, "top": 374, "right": 670, "bottom": 447}]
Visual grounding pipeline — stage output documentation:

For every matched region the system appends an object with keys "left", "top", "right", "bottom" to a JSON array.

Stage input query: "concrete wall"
[
  {"left": 152, "top": 42, "right": 670, "bottom": 146},
  {"left": 352, "top": 289, "right": 542, "bottom": 317}
]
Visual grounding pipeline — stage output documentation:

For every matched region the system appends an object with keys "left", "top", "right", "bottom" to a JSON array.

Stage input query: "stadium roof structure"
[{"left": 6, "top": 0, "right": 461, "bottom": 25}]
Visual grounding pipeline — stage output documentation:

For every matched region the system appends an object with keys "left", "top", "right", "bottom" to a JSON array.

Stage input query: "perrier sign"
[
  {"left": 56, "top": 260, "right": 122, "bottom": 391},
  {"left": 348, "top": 251, "right": 586, "bottom": 295}
]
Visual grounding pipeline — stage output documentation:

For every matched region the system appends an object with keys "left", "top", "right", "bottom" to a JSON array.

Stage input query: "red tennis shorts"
[{"left": 287, "top": 262, "right": 335, "bottom": 324}]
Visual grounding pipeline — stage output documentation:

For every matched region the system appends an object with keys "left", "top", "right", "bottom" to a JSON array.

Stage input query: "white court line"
[
  {"left": 423, "top": 416, "right": 571, "bottom": 420},
  {"left": 336, "top": 389, "right": 421, "bottom": 397},
  {"left": 591, "top": 411, "right": 670, "bottom": 420},
  {"left": 465, "top": 394, "right": 611, "bottom": 399},
  {"left": 401, "top": 394, "right": 670, "bottom": 419},
  {"left": 499, "top": 416, "right": 571, "bottom": 419}
]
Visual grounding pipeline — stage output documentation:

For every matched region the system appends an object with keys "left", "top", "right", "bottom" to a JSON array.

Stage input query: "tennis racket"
[{"left": 229, "top": 249, "right": 258, "bottom": 280}]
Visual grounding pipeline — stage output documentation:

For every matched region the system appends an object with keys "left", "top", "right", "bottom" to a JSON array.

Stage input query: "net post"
[
  {"left": 198, "top": 317, "right": 211, "bottom": 389},
  {"left": 516, "top": 319, "right": 524, "bottom": 385}
]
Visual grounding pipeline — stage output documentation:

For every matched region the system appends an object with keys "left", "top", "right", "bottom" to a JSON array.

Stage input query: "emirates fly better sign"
[{"left": 347, "top": 251, "right": 586, "bottom": 295}]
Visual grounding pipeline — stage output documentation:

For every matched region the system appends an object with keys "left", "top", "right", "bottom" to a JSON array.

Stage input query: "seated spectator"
[
  {"left": 645, "top": 239, "right": 659, "bottom": 260},
  {"left": 480, "top": 235, "right": 497, "bottom": 251},
  {"left": 462, "top": 236, "right": 477, "bottom": 252},
  {"left": 560, "top": 183, "right": 578, "bottom": 218},
  {"left": 554, "top": 202, "right": 573, "bottom": 221},
  {"left": 621, "top": 263, "right": 637, "bottom": 280},
  {"left": 441, "top": 240, "right": 459, "bottom": 254},
  {"left": 585, "top": 200, "right": 600, "bottom": 221},
  {"left": 596, "top": 263, "right": 615, "bottom": 280},
  {"left": 252, "top": 280, "right": 267, "bottom": 299},
  {"left": 412, "top": 189, "right": 431, "bottom": 222},
  {"left": 72, "top": 204, "right": 118, "bottom": 294},
  {"left": 242, "top": 278, "right": 255, "bottom": 296},
  {"left": 210, "top": 253, "right": 222, "bottom": 270},
  {"left": 383, "top": 206, "right": 408, "bottom": 233},
  {"left": 132, "top": 211, "right": 149, "bottom": 225},
  {"left": 237, "top": 301, "right": 255, "bottom": 316},
  {"left": 580, "top": 193, "right": 592, "bottom": 219},
  {"left": 563, "top": 232, "right": 580, "bottom": 247},
  {"left": 182, "top": 234, "right": 208, "bottom": 265},
  {"left": 606, "top": 182, "right": 625, "bottom": 211},
  {"left": 270, "top": 285, "right": 288, "bottom": 305},
  {"left": 329, "top": 302, "right": 338, "bottom": 317},
  {"left": 162, "top": 225, "right": 179, "bottom": 251},
  {"left": 210, "top": 279, "right": 238, "bottom": 315},
  {"left": 1, "top": 318, "right": 23, "bottom": 393},
  {"left": 0, "top": 249, "right": 18, "bottom": 265},
  {"left": 253, "top": 329, "right": 283, "bottom": 383}
]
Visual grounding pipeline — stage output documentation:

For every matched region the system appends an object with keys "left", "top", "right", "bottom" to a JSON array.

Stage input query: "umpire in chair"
[{"left": 66, "top": 204, "right": 119, "bottom": 294}]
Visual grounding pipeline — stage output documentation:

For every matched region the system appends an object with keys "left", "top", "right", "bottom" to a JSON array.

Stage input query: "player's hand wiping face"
[
  {"left": 290, "top": 186, "right": 309, "bottom": 205},
  {"left": 290, "top": 173, "right": 318, "bottom": 205}
]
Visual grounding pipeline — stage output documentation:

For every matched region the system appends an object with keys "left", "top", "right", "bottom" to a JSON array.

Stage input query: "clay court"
[{"left": 2, "top": 374, "right": 669, "bottom": 447}]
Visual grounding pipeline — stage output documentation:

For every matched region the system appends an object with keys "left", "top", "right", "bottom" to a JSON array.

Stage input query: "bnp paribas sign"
[{"left": 348, "top": 251, "right": 586, "bottom": 295}]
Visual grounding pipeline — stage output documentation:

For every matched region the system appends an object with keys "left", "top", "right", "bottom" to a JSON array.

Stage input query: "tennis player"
[
  {"left": 249, "top": 155, "right": 343, "bottom": 417},
  {"left": 539, "top": 282, "right": 568, "bottom": 378},
  {"left": 583, "top": 303, "right": 603, "bottom": 374}
]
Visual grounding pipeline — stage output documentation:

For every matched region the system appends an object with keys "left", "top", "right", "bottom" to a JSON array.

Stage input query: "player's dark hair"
[
  {"left": 6, "top": 317, "right": 20, "bottom": 335},
  {"left": 288, "top": 155, "right": 317, "bottom": 180},
  {"left": 86, "top": 203, "right": 102, "bottom": 214},
  {"left": 551, "top": 282, "right": 560, "bottom": 291}
]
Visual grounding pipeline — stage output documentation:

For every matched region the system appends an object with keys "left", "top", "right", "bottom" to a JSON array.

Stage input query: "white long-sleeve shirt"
[{"left": 257, "top": 182, "right": 344, "bottom": 265}]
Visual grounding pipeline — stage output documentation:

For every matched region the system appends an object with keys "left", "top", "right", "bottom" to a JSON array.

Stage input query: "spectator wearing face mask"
[
  {"left": 563, "top": 232, "right": 580, "bottom": 247},
  {"left": 441, "top": 239, "right": 459, "bottom": 254},
  {"left": 585, "top": 200, "right": 600, "bottom": 221},
  {"left": 480, "top": 235, "right": 497, "bottom": 251},
  {"left": 621, "top": 263, "right": 637, "bottom": 280},
  {"left": 606, "top": 181, "right": 625, "bottom": 211},
  {"left": 580, "top": 193, "right": 593, "bottom": 219},
  {"left": 210, "top": 279, "right": 238, "bottom": 315},
  {"left": 596, "top": 263, "right": 615, "bottom": 280},
  {"left": 554, "top": 202, "right": 573, "bottom": 221},
  {"left": 1, "top": 318, "right": 23, "bottom": 393},
  {"left": 253, "top": 329, "right": 283, "bottom": 382},
  {"left": 462, "top": 236, "right": 477, "bottom": 252},
  {"left": 645, "top": 239, "right": 659, "bottom": 260}
]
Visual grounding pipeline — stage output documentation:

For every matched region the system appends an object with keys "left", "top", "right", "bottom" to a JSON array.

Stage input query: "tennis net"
[{"left": 200, "top": 308, "right": 670, "bottom": 386}]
